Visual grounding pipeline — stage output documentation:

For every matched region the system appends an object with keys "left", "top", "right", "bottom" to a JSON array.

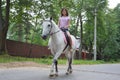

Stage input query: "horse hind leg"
[
  {"left": 69, "top": 58, "right": 73, "bottom": 73},
  {"left": 66, "top": 54, "right": 73, "bottom": 75}
]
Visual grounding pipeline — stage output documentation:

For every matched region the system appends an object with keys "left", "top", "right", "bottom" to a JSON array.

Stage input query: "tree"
[
  {"left": 82, "top": 0, "right": 108, "bottom": 60},
  {"left": 0, "top": 0, "right": 10, "bottom": 54},
  {"left": 1, "top": 0, "right": 119, "bottom": 60},
  {"left": 8, "top": 0, "right": 52, "bottom": 45}
]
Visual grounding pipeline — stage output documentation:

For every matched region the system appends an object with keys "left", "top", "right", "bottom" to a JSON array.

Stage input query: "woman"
[{"left": 58, "top": 8, "right": 72, "bottom": 50}]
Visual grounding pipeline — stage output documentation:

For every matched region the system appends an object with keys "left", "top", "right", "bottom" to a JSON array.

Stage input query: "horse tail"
[{"left": 75, "top": 38, "right": 80, "bottom": 50}]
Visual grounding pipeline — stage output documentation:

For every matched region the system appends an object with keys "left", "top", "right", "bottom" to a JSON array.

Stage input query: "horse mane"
[
  {"left": 45, "top": 18, "right": 58, "bottom": 29},
  {"left": 51, "top": 20, "right": 60, "bottom": 32}
]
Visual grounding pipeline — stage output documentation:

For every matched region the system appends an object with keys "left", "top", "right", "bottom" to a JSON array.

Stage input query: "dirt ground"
[{"left": 0, "top": 62, "right": 49, "bottom": 68}]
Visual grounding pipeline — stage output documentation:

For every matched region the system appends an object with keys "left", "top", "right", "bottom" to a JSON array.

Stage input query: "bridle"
[{"left": 43, "top": 20, "right": 60, "bottom": 36}]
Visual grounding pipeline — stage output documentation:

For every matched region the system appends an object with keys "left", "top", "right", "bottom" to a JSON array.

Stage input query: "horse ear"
[{"left": 50, "top": 17, "right": 52, "bottom": 20}]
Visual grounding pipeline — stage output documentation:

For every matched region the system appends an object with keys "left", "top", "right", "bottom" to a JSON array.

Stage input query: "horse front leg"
[
  {"left": 49, "top": 51, "right": 62, "bottom": 78},
  {"left": 54, "top": 59, "right": 58, "bottom": 76},
  {"left": 49, "top": 59, "right": 58, "bottom": 77}
]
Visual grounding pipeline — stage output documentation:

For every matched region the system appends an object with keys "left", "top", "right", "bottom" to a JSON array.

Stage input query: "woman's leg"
[{"left": 66, "top": 31, "right": 72, "bottom": 49}]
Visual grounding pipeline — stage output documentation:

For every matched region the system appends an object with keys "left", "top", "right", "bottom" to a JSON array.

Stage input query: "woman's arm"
[{"left": 65, "top": 19, "right": 70, "bottom": 28}]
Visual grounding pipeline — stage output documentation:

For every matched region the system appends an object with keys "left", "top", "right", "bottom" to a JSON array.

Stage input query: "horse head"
[{"left": 41, "top": 17, "right": 53, "bottom": 40}]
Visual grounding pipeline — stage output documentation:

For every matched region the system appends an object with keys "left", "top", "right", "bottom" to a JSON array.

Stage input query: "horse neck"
[
  {"left": 50, "top": 21, "right": 61, "bottom": 41},
  {"left": 51, "top": 21, "right": 60, "bottom": 33}
]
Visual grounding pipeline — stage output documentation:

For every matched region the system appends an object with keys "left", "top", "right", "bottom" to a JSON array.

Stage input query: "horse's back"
[{"left": 71, "top": 35, "right": 80, "bottom": 49}]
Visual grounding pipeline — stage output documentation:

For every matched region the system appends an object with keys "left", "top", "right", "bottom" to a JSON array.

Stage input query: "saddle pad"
[
  {"left": 62, "top": 32, "right": 74, "bottom": 46},
  {"left": 62, "top": 32, "right": 67, "bottom": 44}
]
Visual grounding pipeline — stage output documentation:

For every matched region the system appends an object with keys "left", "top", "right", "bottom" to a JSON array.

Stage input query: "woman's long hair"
[{"left": 61, "top": 8, "right": 69, "bottom": 16}]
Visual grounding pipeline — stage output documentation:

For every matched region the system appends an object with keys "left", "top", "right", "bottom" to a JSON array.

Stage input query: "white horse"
[{"left": 41, "top": 17, "right": 80, "bottom": 77}]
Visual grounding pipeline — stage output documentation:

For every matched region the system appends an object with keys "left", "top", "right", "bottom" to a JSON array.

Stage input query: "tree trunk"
[
  {"left": 0, "top": 0, "right": 10, "bottom": 54},
  {"left": 0, "top": 0, "right": 4, "bottom": 54},
  {"left": 77, "top": 0, "right": 84, "bottom": 59},
  {"left": 78, "top": 13, "right": 83, "bottom": 59}
]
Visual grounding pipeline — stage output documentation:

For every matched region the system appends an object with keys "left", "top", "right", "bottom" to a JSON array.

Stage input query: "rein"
[{"left": 50, "top": 30, "right": 60, "bottom": 35}]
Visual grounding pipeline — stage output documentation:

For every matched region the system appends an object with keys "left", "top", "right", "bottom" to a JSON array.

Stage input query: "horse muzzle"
[{"left": 42, "top": 35, "right": 47, "bottom": 40}]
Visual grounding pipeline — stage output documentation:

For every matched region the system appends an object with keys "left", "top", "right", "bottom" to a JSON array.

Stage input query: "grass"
[
  {"left": 0, "top": 54, "right": 120, "bottom": 65},
  {"left": 0, "top": 54, "right": 51, "bottom": 64}
]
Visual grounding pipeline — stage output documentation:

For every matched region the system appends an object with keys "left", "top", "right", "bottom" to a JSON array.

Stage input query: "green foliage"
[
  {"left": 4, "top": 0, "right": 120, "bottom": 60},
  {"left": 99, "top": 4, "right": 120, "bottom": 61},
  {"left": 8, "top": 0, "right": 49, "bottom": 46}
]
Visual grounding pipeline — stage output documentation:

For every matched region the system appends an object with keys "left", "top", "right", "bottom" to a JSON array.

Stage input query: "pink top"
[{"left": 59, "top": 16, "right": 70, "bottom": 28}]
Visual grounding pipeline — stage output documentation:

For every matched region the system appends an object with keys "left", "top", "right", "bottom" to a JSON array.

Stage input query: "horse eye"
[{"left": 48, "top": 24, "right": 51, "bottom": 27}]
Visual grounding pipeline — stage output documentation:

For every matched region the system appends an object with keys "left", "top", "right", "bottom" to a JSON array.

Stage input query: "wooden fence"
[
  {"left": 6, "top": 40, "right": 51, "bottom": 58},
  {"left": 6, "top": 40, "right": 92, "bottom": 59}
]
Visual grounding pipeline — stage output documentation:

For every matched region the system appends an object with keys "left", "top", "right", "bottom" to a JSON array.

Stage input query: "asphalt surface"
[{"left": 0, "top": 64, "right": 120, "bottom": 80}]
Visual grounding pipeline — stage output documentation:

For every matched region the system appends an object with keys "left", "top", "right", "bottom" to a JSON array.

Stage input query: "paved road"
[{"left": 0, "top": 64, "right": 120, "bottom": 80}]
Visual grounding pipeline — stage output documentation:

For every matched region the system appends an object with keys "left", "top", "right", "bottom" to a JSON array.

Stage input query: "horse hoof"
[
  {"left": 49, "top": 74, "right": 58, "bottom": 78},
  {"left": 66, "top": 72, "right": 69, "bottom": 75},
  {"left": 55, "top": 73, "right": 58, "bottom": 76},
  {"left": 70, "top": 70, "right": 72, "bottom": 74},
  {"left": 66, "top": 70, "right": 72, "bottom": 75},
  {"left": 49, "top": 74, "right": 55, "bottom": 78}
]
